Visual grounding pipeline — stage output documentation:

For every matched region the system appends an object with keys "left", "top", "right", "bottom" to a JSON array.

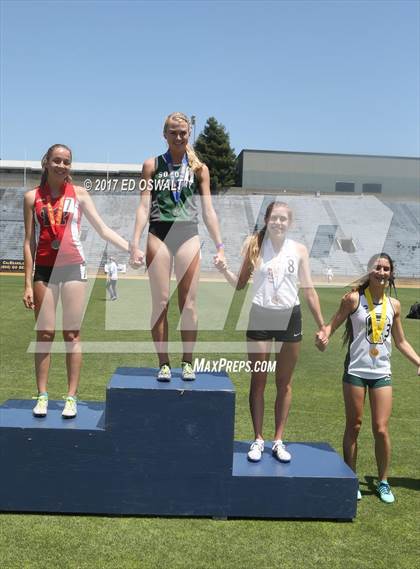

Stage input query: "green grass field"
[{"left": 0, "top": 274, "right": 419, "bottom": 569}]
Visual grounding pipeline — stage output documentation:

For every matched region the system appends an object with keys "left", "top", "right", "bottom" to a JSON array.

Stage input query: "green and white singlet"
[
  {"left": 149, "top": 154, "right": 199, "bottom": 223},
  {"left": 345, "top": 292, "right": 394, "bottom": 379}
]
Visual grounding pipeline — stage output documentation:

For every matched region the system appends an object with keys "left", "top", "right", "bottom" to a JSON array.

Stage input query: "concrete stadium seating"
[{"left": 0, "top": 187, "right": 418, "bottom": 278}]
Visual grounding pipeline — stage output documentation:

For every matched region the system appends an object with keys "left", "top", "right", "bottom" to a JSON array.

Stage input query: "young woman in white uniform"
[{"left": 215, "top": 201, "right": 327, "bottom": 463}]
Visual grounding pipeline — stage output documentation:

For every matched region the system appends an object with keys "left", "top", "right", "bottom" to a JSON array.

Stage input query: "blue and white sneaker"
[{"left": 377, "top": 481, "right": 395, "bottom": 504}]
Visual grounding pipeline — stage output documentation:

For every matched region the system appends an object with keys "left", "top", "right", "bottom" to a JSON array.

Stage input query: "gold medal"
[
  {"left": 365, "top": 288, "right": 387, "bottom": 348},
  {"left": 271, "top": 294, "right": 281, "bottom": 305}
]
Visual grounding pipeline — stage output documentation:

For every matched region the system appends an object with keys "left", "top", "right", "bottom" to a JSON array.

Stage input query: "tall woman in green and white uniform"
[
  {"left": 130, "top": 112, "right": 225, "bottom": 381},
  {"left": 318, "top": 253, "right": 420, "bottom": 503}
]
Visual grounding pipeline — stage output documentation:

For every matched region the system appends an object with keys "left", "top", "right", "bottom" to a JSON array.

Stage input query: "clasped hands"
[{"left": 129, "top": 244, "right": 145, "bottom": 268}]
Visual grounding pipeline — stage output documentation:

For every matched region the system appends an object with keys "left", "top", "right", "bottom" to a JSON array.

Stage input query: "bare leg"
[
  {"left": 273, "top": 341, "right": 300, "bottom": 441},
  {"left": 342, "top": 382, "right": 366, "bottom": 473},
  {"left": 33, "top": 281, "right": 59, "bottom": 393},
  {"left": 369, "top": 386, "right": 393, "bottom": 481},
  {"left": 146, "top": 234, "right": 173, "bottom": 366},
  {"left": 247, "top": 339, "right": 271, "bottom": 440},
  {"left": 173, "top": 236, "right": 201, "bottom": 363},
  {"left": 61, "top": 280, "right": 87, "bottom": 396}
]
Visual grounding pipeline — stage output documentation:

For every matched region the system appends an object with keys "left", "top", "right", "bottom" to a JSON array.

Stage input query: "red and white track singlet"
[{"left": 34, "top": 183, "right": 85, "bottom": 267}]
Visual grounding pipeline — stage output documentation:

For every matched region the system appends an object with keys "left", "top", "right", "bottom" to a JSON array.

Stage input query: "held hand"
[
  {"left": 213, "top": 254, "right": 228, "bottom": 273},
  {"left": 315, "top": 327, "right": 329, "bottom": 352},
  {"left": 417, "top": 364, "right": 420, "bottom": 377},
  {"left": 23, "top": 287, "right": 35, "bottom": 310},
  {"left": 213, "top": 248, "right": 226, "bottom": 269},
  {"left": 129, "top": 246, "right": 145, "bottom": 268}
]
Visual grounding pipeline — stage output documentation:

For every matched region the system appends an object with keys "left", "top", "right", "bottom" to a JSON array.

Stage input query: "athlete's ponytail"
[{"left": 186, "top": 143, "right": 203, "bottom": 172}]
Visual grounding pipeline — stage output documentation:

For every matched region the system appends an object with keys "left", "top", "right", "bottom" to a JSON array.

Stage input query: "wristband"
[{"left": 216, "top": 243, "right": 224, "bottom": 250}]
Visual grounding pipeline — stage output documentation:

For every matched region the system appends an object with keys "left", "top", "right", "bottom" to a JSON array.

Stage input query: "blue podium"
[{"left": 0, "top": 368, "right": 357, "bottom": 519}]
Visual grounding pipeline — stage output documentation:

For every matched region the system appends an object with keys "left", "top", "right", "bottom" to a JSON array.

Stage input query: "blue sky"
[{"left": 1, "top": 0, "right": 419, "bottom": 163}]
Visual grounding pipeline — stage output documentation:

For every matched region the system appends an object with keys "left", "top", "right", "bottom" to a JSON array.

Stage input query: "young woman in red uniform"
[{"left": 23, "top": 144, "right": 129, "bottom": 418}]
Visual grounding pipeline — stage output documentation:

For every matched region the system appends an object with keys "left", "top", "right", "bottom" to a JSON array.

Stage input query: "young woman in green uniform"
[
  {"left": 317, "top": 253, "right": 420, "bottom": 503},
  {"left": 130, "top": 112, "right": 225, "bottom": 381}
]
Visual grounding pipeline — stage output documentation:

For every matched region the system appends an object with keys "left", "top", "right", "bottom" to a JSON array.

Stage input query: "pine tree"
[{"left": 194, "top": 117, "right": 237, "bottom": 193}]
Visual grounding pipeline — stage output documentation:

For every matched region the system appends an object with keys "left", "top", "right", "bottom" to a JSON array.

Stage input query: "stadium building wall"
[{"left": 237, "top": 150, "right": 420, "bottom": 198}]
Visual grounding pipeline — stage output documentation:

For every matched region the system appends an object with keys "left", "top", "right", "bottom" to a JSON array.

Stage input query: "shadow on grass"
[{"left": 364, "top": 475, "right": 420, "bottom": 493}]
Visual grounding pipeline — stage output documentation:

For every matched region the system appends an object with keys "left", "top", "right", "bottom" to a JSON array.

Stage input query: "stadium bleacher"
[{"left": 1, "top": 188, "right": 419, "bottom": 279}]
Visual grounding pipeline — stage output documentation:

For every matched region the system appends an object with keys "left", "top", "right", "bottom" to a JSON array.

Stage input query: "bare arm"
[
  {"left": 325, "top": 291, "right": 359, "bottom": 339},
  {"left": 23, "top": 190, "right": 36, "bottom": 309},
  {"left": 390, "top": 298, "right": 420, "bottom": 373},
  {"left": 197, "top": 165, "right": 225, "bottom": 263},
  {"left": 298, "top": 245, "right": 326, "bottom": 330},
  {"left": 76, "top": 187, "right": 129, "bottom": 252},
  {"left": 130, "top": 158, "right": 153, "bottom": 266}
]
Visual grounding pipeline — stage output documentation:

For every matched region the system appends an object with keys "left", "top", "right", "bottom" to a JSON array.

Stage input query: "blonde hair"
[
  {"left": 40, "top": 144, "right": 73, "bottom": 189},
  {"left": 245, "top": 201, "right": 293, "bottom": 269},
  {"left": 163, "top": 112, "right": 203, "bottom": 172}
]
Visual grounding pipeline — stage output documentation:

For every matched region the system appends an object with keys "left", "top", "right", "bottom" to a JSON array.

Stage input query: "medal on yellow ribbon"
[{"left": 365, "top": 287, "right": 387, "bottom": 358}]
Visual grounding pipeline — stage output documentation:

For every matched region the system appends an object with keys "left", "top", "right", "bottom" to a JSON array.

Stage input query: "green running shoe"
[
  {"left": 62, "top": 396, "right": 77, "bottom": 419},
  {"left": 33, "top": 394, "right": 48, "bottom": 417}
]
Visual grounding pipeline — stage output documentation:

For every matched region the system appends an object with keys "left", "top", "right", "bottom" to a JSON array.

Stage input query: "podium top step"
[{"left": 107, "top": 367, "right": 235, "bottom": 393}]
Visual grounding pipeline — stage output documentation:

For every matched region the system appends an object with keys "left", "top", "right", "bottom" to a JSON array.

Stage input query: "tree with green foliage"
[{"left": 194, "top": 117, "right": 237, "bottom": 193}]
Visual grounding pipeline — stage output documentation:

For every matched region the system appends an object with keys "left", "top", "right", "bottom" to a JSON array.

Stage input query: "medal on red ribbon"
[{"left": 45, "top": 183, "right": 66, "bottom": 250}]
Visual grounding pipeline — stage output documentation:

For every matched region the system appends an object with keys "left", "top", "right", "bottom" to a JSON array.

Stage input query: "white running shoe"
[
  {"left": 62, "top": 397, "right": 77, "bottom": 419},
  {"left": 157, "top": 364, "right": 171, "bottom": 382},
  {"left": 357, "top": 488, "right": 362, "bottom": 500},
  {"left": 33, "top": 394, "right": 48, "bottom": 417},
  {"left": 247, "top": 439, "right": 265, "bottom": 462},
  {"left": 181, "top": 361, "right": 196, "bottom": 381},
  {"left": 272, "top": 440, "right": 291, "bottom": 462}
]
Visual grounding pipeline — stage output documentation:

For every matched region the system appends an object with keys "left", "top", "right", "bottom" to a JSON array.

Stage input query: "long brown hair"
[
  {"left": 40, "top": 144, "right": 73, "bottom": 189},
  {"left": 245, "top": 201, "right": 293, "bottom": 269},
  {"left": 343, "top": 252, "right": 396, "bottom": 346},
  {"left": 163, "top": 112, "right": 203, "bottom": 172}
]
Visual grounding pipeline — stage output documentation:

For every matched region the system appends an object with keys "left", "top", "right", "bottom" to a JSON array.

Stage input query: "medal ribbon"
[
  {"left": 365, "top": 287, "right": 387, "bottom": 343},
  {"left": 45, "top": 183, "right": 66, "bottom": 240},
  {"left": 164, "top": 151, "right": 189, "bottom": 205},
  {"left": 268, "top": 240, "right": 287, "bottom": 299}
]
